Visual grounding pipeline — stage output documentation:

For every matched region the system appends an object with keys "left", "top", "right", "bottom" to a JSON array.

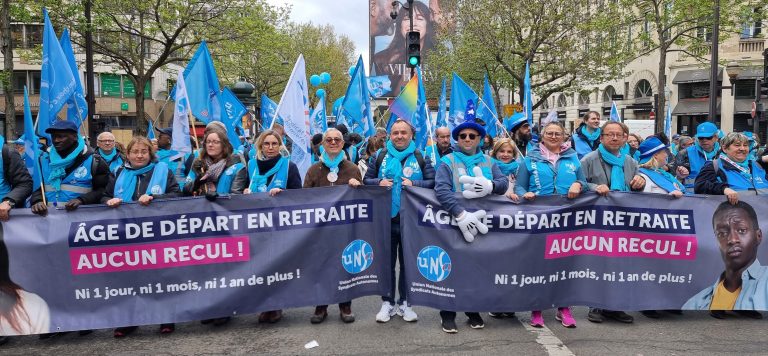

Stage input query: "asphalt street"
[{"left": 3, "top": 296, "right": 768, "bottom": 355}]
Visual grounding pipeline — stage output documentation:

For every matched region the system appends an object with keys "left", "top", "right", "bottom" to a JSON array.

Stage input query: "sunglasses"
[
  {"left": 459, "top": 133, "right": 478, "bottom": 140},
  {"left": 324, "top": 137, "right": 342, "bottom": 143}
]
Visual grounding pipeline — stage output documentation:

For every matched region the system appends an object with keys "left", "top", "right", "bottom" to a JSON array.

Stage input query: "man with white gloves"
[{"left": 433, "top": 100, "right": 508, "bottom": 332}]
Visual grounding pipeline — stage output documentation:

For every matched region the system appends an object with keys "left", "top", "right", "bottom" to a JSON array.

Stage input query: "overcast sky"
[{"left": 266, "top": 0, "right": 370, "bottom": 67}]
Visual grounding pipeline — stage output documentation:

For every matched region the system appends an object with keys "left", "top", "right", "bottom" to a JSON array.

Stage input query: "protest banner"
[
  {"left": 2, "top": 186, "right": 391, "bottom": 334},
  {"left": 401, "top": 187, "right": 768, "bottom": 312}
]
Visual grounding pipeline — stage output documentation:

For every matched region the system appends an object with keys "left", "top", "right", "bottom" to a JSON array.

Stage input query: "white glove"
[
  {"left": 455, "top": 210, "right": 489, "bottom": 243},
  {"left": 459, "top": 167, "right": 493, "bottom": 199}
]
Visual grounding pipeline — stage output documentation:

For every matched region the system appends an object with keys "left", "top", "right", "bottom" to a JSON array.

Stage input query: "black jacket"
[{"left": 1, "top": 145, "right": 33, "bottom": 206}]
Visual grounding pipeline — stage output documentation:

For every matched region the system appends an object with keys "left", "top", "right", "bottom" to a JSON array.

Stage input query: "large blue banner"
[
  {"left": 401, "top": 187, "right": 768, "bottom": 312},
  {"left": 2, "top": 187, "right": 391, "bottom": 335}
]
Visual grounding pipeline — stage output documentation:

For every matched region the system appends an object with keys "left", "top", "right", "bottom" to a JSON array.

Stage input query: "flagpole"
[
  {"left": 187, "top": 112, "right": 200, "bottom": 150},
  {"left": 476, "top": 97, "right": 510, "bottom": 139},
  {"left": 32, "top": 114, "right": 48, "bottom": 207}
]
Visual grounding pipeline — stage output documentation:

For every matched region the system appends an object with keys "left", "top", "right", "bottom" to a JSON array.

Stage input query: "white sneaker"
[
  {"left": 398, "top": 301, "right": 418, "bottom": 322},
  {"left": 376, "top": 302, "right": 396, "bottom": 323}
]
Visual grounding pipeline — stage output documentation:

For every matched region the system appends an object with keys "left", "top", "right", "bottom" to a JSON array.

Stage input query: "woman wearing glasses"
[
  {"left": 244, "top": 129, "right": 302, "bottom": 324},
  {"left": 107, "top": 136, "right": 181, "bottom": 337},
  {"left": 304, "top": 128, "right": 362, "bottom": 324},
  {"left": 511, "top": 122, "right": 585, "bottom": 328}
]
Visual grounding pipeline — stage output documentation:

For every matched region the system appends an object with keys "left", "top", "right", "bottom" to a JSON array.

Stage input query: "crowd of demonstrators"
[
  {"left": 365, "top": 118, "right": 435, "bottom": 324},
  {"left": 3, "top": 104, "right": 768, "bottom": 344}
]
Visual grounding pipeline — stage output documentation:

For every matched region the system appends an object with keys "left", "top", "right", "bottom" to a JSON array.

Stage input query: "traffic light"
[{"left": 406, "top": 31, "right": 420, "bottom": 68}]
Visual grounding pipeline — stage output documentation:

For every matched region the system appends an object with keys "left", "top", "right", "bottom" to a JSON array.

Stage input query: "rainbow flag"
[{"left": 389, "top": 75, "right": 419, "bottom": 120}]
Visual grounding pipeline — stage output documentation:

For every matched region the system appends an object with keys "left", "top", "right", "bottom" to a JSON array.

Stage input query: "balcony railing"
[{"left": 739, "top": 38, "right": 765, "bottom": 53}]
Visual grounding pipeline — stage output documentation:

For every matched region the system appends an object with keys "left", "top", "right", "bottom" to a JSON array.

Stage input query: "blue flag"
[
  {"left": 448, "top": 73, "right": 479, "bottom": 134},
  {"left": 436, "top": 77, "right": 447, "bottom": 128},
  {"left": 59, "top": 29, "right": 87, "bottom": 128},
  {"left": 610, "top": 101, "right": 621, "bottom": 122},
  {"left": 38, "top": 8, "right": 77, "bottom": 141},
  {"left": 220, "top": 87, "right": 247, "bottom": 147},
  {"left": 523, "top": 62, "right": 533, "bottom": 126},
  {"left": 310, "top": 95, "right": 328, "bottom": 135},
  {"left": 367, "top": 75, "right": 392, "bottom": 98},
  {"left": 337, "top": 56, "right": 375, "bottom": 138},
  {"left": 23, "top": 86, "right": 41, "bottom": 190},
  {"left": 147, "top": 120, "right": 156, "bottom": 139},
  {"left": 477, "top": 74, "right": 498, "bottom": 138},
  {"left": 184, "top": 41, "right": 220, "bottom": 124},
  {"left": 260, "top": 94, "right": 282, "bottom": 129}
]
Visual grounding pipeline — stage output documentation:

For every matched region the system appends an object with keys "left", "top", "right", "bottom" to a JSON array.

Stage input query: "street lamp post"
[{"left": 707, "top": 0, "right": 720, "bottom": 123}]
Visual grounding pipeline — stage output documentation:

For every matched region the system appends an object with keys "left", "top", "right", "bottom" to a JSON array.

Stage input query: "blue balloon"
[
  {"left": 316, "top": 88, "right": 326, "bottom": 98},
  {"left": 349, "top": 66, "right": 356, "bottom": 77},
  {"left": 310, "top": 74, "right": 321, "bottom": 87},
  {"left": 320, "top": 72, "right": 331, "bottom": 84}
]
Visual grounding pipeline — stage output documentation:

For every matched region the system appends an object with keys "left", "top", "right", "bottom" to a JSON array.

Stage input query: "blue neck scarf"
[
  {"left": 250, "top": 156, "right": 288, "bottom": 192},
  {"left": 492, "top": 158, "right": 519, "bottom": 176},
  {"left": 598, "top": 144, "right": 628, "bottom": 191},
  {"left": 640, "top": 167, "right": 684, "bottom": 193},
  {"left": 114, "top": 163, "right": 156, "bottom": 201},
  {"left": 99, "top": 148, "right": 117, "bottom": 162},
  {"left": 48, "top": 136, "right": 86, "bottom": 191},
  {"left": 320, "top": 146, "right": 344, "bottom": 172},
  {"left": 156, "top": 149, "right": 177, "bottom": 161},
  {"left": 452, "top": 151, "right": 491, "bottom": 179},
  {"left": 695, "top": 141, "right": 720, "bottom": 160},
  {"left": 581, "top": 126, "right": 601, "bottom": 144},
  {"left": 719, "top": 153, "right": 753, "bottom": 182},
  {"left": 383, "top": 140, "right": 416, "bottom": 217}
]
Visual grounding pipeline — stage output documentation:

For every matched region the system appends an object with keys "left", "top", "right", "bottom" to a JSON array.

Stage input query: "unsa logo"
[
  {"left": 341, "top": 240, "right": 374, "bottom": 274},
  {"left": 417, "top": 245, "right": 452, "bottom": 283},
  {"left": 150, "top": 185, "right": 163, "bottom": 195},
  {"left": 73, "top": 167, "right": 88, "bottom": 179}
]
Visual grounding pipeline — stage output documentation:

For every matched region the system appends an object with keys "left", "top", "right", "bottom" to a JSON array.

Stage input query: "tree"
[
  {"left": 430, "top": 0, "right": 632, "bottom": 114},
  {"left": 624, "top": 0, "right": 747, "bottom": 132},
  {"left": 1, "top": 0, "right": 14, "bottom": 136},
  {"left": 42, "top": 0, "right": 279, "bottom": 135}
]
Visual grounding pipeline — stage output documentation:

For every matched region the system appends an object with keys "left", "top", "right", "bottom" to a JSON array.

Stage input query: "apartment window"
[
  {"left": 100, "top": 73, "right": 151, "bottom": 98},
  {"left": 10, "top": 24, "right": 43, "bottom": 49},
  {"left": 557, "top": 94, "right": 568, "bottom": 108},
  {"left": 697, "top": 27, "right": 712, "bottom": 42},
  {"left": 634, "top": 79, "right": 653, "bottom": 98},
  {"left": 734, "top": 80, "right": 756, "bottom": 98},
  {"left": 602, "top": 86, "right": 616, "bottom": 102},
  {"left": 741, "top": 8, "right": 763, "bottom": 39},
  {"left": 578, "top": 91, "right": 591, "bottom": 105}
]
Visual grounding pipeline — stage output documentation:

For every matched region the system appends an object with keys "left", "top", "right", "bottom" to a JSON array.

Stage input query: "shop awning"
[
  {"left": 734, "top": 99, "right": 764, "bottom": 114},
  {"left": 672, "top": 99, "right": 720, "bottom": 115},
  {"left": 672, "top": 68, "right": 723, "bottom": 84},
  {"left": 734, "top": 67, "right": 763, "bottom": 80}
]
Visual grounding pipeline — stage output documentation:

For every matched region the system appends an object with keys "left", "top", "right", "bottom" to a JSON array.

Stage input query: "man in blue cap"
[
  {"left": 30, "top": 120, "right": 111, "bottom": 216},
  {"left": 506, "top": 112, "right": 532, "bottom": 156},
  {"left": 434, "top": 100, "right": 508, "bottom": 333},
  {"left": 365, "top": 117, "right": 435, "bottom": 324},
  {"left": 12, "top": 137, "right": 25, "bottom": 157},
  {"left": 155, "top": 127, "right": 193, "bottom": 185},
  {"left": 673, "top": 121, "right": 720, "bottom": 192}
]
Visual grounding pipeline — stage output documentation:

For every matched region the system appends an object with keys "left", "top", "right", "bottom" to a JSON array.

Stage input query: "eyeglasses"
[
  {"left": 324, "top": 137, "right": 342, "bottom": 143},
  {"left": 262, "top": 142, "right": 279, "bottom": 147},
  {"left": 543, "top": 132, "right": 564, "bottom": 138},
  {"left": 98, "top": 140, "right": 115, "bottom": 143},
  {"left": 206, "top": 140, "right": 222, "bottom": 145},
  {"left": 601, "top": 133, "right": 624, "bottom": 139},
  {"left": 459, "top": 133, "right": 478, "bottom": 140}
]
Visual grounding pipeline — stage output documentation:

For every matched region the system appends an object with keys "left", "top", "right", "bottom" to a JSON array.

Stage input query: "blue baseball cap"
[
  {"left": 44, "top": 120, "right": 79, "bottom": 134},
  {"left": 506, "top": 112, "right": 528, "bottom": 133},
  {"left": 638, "top": 137, "right": 668, "bottom": 164},
  {"left": 694, "top": 122, "right": 719, "bottom": 139},
  {"left": 155, "top": 127, "right": 173, "bottom": 137}
]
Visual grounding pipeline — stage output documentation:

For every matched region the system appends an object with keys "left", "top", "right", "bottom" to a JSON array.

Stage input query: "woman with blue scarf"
[
  {"left": 571, "top": 111, "right": 602, "bottom": 159},
  {"left": 106, "top": 137, "right": 180, "bottom": 338},
  {"left": 304, "top": 128, "right": 362, "bottom": 324},
  {"left": 511, "top": 122, "right": 584, "bottom": 328},
  {"left": 489, "top": 138, "right": 522, "bottom": 200},
  {"left": 695, "top": 132, "right": 768, "bottom": 203},
  {"left": 183, "top": 124, "right": 249, "bottom": 199},
  {"left": 245, "top": 130, "right": 301, "bottom": 325},
  {"left": 634, "top": 137, "right": 685, "bottom": 319}
]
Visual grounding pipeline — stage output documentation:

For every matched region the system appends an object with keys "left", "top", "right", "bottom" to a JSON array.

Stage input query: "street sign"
[{"left": 649, "top": 111, "right": 655, "bottom": 120}]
